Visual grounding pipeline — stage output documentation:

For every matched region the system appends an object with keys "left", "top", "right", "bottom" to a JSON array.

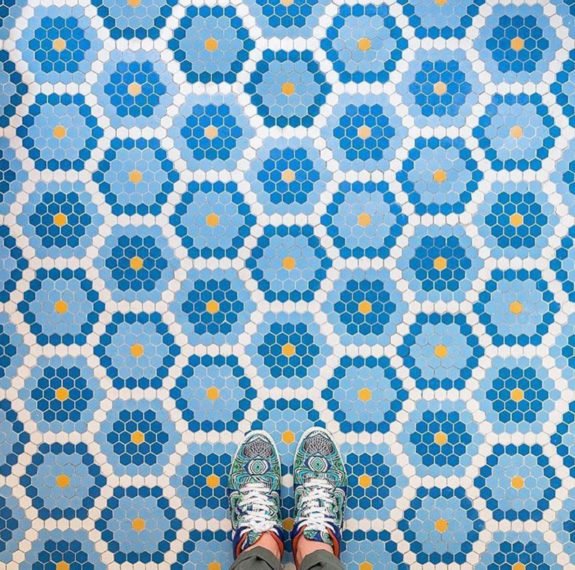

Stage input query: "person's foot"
[
  {"left": 291, "top": 428, "right": 347, "bottom": 560},
  {"left": 228, "top": 431, "right": 285, "bottom": 559}
]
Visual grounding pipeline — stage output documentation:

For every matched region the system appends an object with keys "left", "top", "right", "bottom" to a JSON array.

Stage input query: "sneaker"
[
  {"left": 291, "top": 428, "right": 347, "bottom": 558},
  {"left": 229, "top": 431, "right": 285, "bottom": 558}
]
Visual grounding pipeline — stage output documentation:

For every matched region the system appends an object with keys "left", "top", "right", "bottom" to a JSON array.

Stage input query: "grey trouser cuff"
[
  {"left": 230, "top": 546, "right": 282, "bottom": 570},
  {"left": 300, "top": 550, "right": 345, "bottom": 570}
]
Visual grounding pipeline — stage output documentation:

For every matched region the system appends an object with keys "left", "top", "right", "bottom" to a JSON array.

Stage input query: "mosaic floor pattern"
[{"left": 2, "top": 0, "right": 575, "bottom": 568}]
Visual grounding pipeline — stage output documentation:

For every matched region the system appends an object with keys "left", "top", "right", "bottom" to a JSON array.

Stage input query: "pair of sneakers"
[{"left": 229, "top": 428, "right": 347, "bottom": 562}]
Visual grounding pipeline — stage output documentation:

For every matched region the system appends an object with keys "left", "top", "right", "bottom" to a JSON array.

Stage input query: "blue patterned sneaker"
[
  {"left": 291, "top": 428, "right": 347, "bottom": 558},
  {"left": 229, "top": 431, "right": 285, "bottom": 558}
]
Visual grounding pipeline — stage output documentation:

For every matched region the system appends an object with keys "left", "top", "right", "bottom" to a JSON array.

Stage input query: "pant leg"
[
  {"left": 300, "top": 550, "right": 345, "bottom": 570},
  {"left": 230, "top": 547, "right": 283, "bottom": 570}
]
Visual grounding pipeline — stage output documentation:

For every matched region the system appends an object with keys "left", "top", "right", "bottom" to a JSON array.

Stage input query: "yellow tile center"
[
  {"left": 281, "top": 82, "right": 295, "bottom": 96},
  {"left": 56, "top": 562, "right": 70, "bottom": 570},
  {"left": 434, "top": 81, "right": 447, "bottom": 96},
  {"left": 281, "top": 0, "right": 293, "bottom": 5},
  {"left": 129, "top": 169, "right": 143, "bottom": 184},
  {"left": 435, "top": 0, "right": 447, "bottom": 6},
  {"left": 55, "top": 387, "right": 69, "bottom": 402},
  {"left": 53, "top": 125, "right": 67, "bottom": 139},
  {"left": 511, "top": 475, "right": 525, "bottom": 490},
  {"left": 357, "top": 125, "right": 371, "bottom": 140},
  {"left": 206, "top": 386, "right": 220, "bottom": 400},
  {"left": 52, "top": 38, "right": 66, "bottom": 52},
  {"left": 54, "top": 300, "right": 68, "bottom": 314},
  {"left": 282, "top": 343, "right": 296, "bottom": 357},
  {"left": 433, "top": 169, "right": 447, "bottom": 183},
  {"left": 130, "top": 256, "right": 144, "bottom": 270},
  {"left": 53, "top": 213, "right": 67, "bottom": 227},
  {"left": 282, "top": 430, "right": 295, "bottom": 444},
  {"left": 55, "top": 474, "right": 70, "bottom": 488},
  {"left": 509, "top": 301, "right": 523, "bottom": 315},
  {"left": 206, "top": 300, "right": 220, "bottom": 314},
  {"left": 206, "top": 212, "right": 220, "bottom": 227},
  {"left": 128, "top": 82, "right": 141, "bottom": 96},
  {"left": 510, "top": 125, "right": 523, "bottom": 139},
  {"left": 283, "top": 517, "right": 294, "bottom": 531},
  {"left": 357, "top": 37, "right": 372, "bottom": 51},
  {"left": 434, "top": 344, "right": 448, "bottom": 358},
  {"left": 358, "top": 300, "right": 372, "bottom": 315},
  {"left": 204, "top": 126, "right": 219, "bottom": 140},
  {"left": 434, "top": 256, "right": 447, "bottom": 270},
  {"left": 282, "top": 256, "right": 296, "bottom": 271},
  {"left": 435, "top": 518, "right": 449, "bottom": 533},
  {"left": 434, "top": 431, "right": 448, "bottom": 445},
  {"left": 127, "top": 0, "right": 141, "bottom": 7},
  {"left": 359, "top": 563, "right": 373, "bottom": 570},
  {"left": 510, "top": 213, "right": 523, "bottom": 227},
  {"left": 282, "top": 169, "right": 295, "bottom": 183},
  {"left": 511, "top": 37, "right": 524, "bottom": 51},
  {"left": 206, "top": 474, "right": 220, "bottom": 489},
  {"left": 204, "top": 37, "right": 219, "bottom": 52},
  {"left": 357, "top": 212, "right": 371, "bottom": 227},
  {"left": 132, "top": 518, "right": 146, "bottom": 532},
  {"left": 358, "top": 474, "right": 372, "bottom": 489},
  {"left": 511, "top": 388, "right": 524, "bottom": 402},
  {"left": 208, "top": 562, "right": 222, "bottom": 570},
  {"left": 513, "top": 564, "right": 526, "bottom": 570},
  {"left": 130, "top": 343, "right": 144, "bottom": 358},
  {"left": 357, "top": 387, "right": 372, "bottom": 402},
  {"left": 131, "top": 430, "right": 145, "bottom": 445}
]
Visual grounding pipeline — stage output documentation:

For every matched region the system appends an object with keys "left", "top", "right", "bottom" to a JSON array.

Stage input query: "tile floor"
[{"left": 1, "top": 0, "right": 575, "bottom": 568}]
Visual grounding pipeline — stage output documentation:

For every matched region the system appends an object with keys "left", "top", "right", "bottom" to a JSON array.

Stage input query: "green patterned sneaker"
[
  {"left": 228, "top": 431, "right": 285, "bottom": 558},
  {"left": 292, "top": 428, "right": 347, "bottom": 558}
]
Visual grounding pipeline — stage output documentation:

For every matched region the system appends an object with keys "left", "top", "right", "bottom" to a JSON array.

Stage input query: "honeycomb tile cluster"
[{"left": 1, "top": 0, "right": 575, "bottom": 568}]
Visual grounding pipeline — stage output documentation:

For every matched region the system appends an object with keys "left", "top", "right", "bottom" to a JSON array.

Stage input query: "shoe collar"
[{"left": 291, "top": 522, "right": 342, "bottom": 560}]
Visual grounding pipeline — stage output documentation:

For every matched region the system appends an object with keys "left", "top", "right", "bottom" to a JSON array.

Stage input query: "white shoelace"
[
  {"left": 238, "top": 482, "right": 277, "bottom": 535},
  {"left": 297, "top": 478, "right": 337, "bottom": 534}
]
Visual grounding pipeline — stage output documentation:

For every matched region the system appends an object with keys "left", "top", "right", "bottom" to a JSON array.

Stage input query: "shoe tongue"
[
  {"left": 242, "top": 530, "right": 265, "bottom": 551},
  {"left": 237, "top": 526, "right": 284, "bottom": 554},
  {"left": 302, "top": 528, "right": 334, "bottom": 546}
]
